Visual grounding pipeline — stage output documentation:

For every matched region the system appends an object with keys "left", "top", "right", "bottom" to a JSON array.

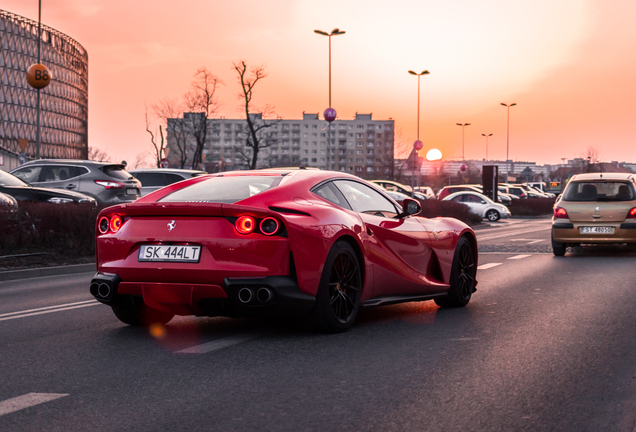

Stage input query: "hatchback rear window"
[
  {"left": 103, "top": 166, "right": 133, "bottom": 180},
  {"left": 563, "top": 181, "right": 635, "bottom": 202},
  {"left": 159, "top": 175, "right": 282, "bottom": 203}
]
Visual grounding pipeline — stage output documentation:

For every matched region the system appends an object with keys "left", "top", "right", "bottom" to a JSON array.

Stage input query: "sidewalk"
[{"left": 0, "top": 263, "right": 96, "bottom": 282}]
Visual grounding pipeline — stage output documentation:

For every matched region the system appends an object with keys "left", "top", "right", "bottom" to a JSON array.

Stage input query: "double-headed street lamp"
[
  {"left": 501, "top": 102, "right": 517, "bottom": 179},
  {"left": 456, "top": 123, "right": 470, "bottom": 160},
  {"left": 314, "top": 28, "right": 345, "bottom": 171},
  {"left": 408, "top": 69, "right": 430, "bottom": 197},
  {"left": 481, "top": 133, "right": 492, "bottom": 160}
]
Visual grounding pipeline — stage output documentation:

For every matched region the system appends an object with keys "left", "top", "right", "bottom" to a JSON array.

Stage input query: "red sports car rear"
[{"left": 91, "top": 170, "right": 477, "bottom": 332}]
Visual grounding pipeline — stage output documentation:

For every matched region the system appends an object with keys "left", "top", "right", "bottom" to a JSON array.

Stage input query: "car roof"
[
  {"left": 128, "top": 168, "right": 207, "bottom": 174},
  {"left": 570, "top": 172, "right": 635, "bottom": 182},
  {"left": 17, "top": 159, "right": 124, "bottom": 168}
]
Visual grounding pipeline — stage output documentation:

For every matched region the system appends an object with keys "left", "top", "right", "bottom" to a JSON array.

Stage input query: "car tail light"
[
  {"left": 260, "top": 217, "right": 280, "bottom": 236},
  {"left": 236, "top": 215, "right": 256, "bottom": 234},
  {"left": 627, "top": 207, "right": 636, "bottom": 219},
  {"left": 94, "top": 180, "right": 125, "bottom": 189},
  {"left": 554, "top": 207, "right": 569, "bottom": 219},
  {"left": 98, "top": 216, "right": 110, "bottom": 234},
  {"left": 110, "top": 214, "right": 123, "bottom": 233}
]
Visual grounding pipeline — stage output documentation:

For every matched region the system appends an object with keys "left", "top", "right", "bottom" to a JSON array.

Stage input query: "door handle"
[{"left": 66, "top": 184, "right": 76, "bottom": 189}]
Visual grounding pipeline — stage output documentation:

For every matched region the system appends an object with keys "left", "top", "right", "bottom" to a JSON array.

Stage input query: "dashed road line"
[
  {"left": 176, "top": 333, "right": 260, "bottom": 354},
  {"left": 0, "top": 300, "right": 99, "bottom": 322},
  {"left": 0, "top": 393, "right": 68, "bottom": 417},
  {"left": 477, "top": 226, "right": 552, "bottom": 241},
  {"left": 477, "top": 263, "right": 503, "bottom": 270},
  {"left": 508, "top": 254, "right": 531, "bottom": 260}
]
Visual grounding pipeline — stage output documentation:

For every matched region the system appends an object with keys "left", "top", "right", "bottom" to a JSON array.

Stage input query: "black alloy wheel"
[
  {"left": 435, "top": 236, "right": 476, "bottom": 308},
  {"left": 309, "top": 241, "right": 362, "bottom": 332}
]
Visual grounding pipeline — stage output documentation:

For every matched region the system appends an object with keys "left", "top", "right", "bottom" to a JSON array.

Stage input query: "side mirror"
[{"left": 400, "top": 198, "right": 422, "bottom": 218}]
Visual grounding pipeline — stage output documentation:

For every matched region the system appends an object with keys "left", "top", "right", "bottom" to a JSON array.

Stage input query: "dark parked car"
[
  {"left": 0, "top": 169, "right": 96, "bottom": 204},
  {"left": 11, "top": 160, "right": 141, "bottom": 204},
  {"left": 128, "top": 168, "right": 207, "bottom": 197}
]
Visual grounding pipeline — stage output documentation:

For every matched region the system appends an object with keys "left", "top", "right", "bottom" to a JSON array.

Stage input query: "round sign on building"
[{"left": 26, "top": 64, "right": 52, "bottom": 89}]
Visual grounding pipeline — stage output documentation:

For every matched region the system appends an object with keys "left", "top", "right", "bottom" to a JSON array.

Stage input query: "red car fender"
[{"left": 281, "top": 207, "right": 367, "bottom": 299}]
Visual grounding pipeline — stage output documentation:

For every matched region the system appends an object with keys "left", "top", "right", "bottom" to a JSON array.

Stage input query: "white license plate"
[
  {"left": 138, "top": 245, "right": 201, "bottom": 262},
  {"left": 126, "top": 188, "right": 137, "bottom": 195},
  {"left": 580, "top": 226, "right": 614, "bottom": 234}
]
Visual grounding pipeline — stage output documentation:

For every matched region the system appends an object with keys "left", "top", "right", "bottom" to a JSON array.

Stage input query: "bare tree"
[
  {"left": 153, "top": 98, "right": 190, "bottom": 169},
  {"left": 88, "top": 146, "right": 110, "bottom": 162},
  {"left": 581, "top": 145, "right": 601, "bottom": 164},
  {"left": 145, "top": 106, "right": 166, "bottom": 168},
  {"left": 184, "top": 68, "right": 223, "bottom": 170},
  {"left": 233, "top": 61, "right": 279, "bottom": 170}
]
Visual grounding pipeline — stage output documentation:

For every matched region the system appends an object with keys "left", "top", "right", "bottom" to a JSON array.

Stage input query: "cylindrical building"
[{"left": 0, "top": 9, "right": 88, "bottom": 170}]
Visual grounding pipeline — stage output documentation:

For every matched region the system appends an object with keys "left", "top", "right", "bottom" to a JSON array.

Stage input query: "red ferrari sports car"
[{"left": 90, "top": 169, "right": 477, "bottom": 332}]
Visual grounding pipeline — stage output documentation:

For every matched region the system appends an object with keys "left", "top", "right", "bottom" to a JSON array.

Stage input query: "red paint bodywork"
[{"left": 95, "top": 170, "right": 477, "bottom": 316}]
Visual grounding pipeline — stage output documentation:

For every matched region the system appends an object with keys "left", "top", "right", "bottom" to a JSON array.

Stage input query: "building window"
[
  {"left": 356, "top": 166, "right": 363, "bottom": 172},
  {"left": 357, "top": 142, "right": 363, "bottom": 147},
  {"left": 356, "top": 158, "right": 363, "bottom": 163},
  {"left": 356, "top": 150, "right": 363, "bottom": 155},
  {"left": 356, "top": 133, "right": 363, "bottom": 138}
]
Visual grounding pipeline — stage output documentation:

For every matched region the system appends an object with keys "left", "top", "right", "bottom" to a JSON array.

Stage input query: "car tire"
[
  {"left": 551, "top": 233, "right": 566, "bottom": 256},
  {"left": 486, "top": 209, "right": 500, "bottom": 221},
  {"left": 111, "top": 300, "right": 174, "bottom": 327},
  {"left": 435, "top": 236, "right": 476, "bottom": 308},
  {"left": 307, "top": 240, "right": 362, "bottom": 333}
]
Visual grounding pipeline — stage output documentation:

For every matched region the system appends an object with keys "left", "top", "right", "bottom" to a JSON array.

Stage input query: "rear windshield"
[
  {"left": 103, "top": 166, "right": 133, "bottom": 180},
  {"left": 563, "top": 181, "right": 635, "bottom": 202},
  {"left": 158, "top": 175, "right": 282, "bottom": 203}
]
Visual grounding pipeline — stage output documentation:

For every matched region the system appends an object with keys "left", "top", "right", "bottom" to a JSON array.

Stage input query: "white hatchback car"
[{"left": 444, "top": 191, "right": 511, "bottom": 221}]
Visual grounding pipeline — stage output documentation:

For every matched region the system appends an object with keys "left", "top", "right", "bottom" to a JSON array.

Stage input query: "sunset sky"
[{"left": 5, "top": 0, "right": 636, "bottom": 167}]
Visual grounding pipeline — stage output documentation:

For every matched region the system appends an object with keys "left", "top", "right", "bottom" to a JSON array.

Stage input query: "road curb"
[{"left": 0, "top": 263, "right": 96, "bottom": 282}]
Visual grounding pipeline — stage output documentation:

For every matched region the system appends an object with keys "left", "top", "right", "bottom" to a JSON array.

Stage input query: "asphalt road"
[{"left": 1, "top": 216, "right": 636, "bottom": 431}]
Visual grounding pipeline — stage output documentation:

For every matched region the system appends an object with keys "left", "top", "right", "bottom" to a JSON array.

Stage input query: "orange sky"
[{"left": 5, "top": 0, "right": 636, "bottom": 167}]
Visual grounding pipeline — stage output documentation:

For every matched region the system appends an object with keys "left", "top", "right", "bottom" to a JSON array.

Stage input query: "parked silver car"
[
  {"left": 10, "top": 159, "right": 141, "bottom": 204},
  {"left": 127, "top": 168, "right": 207, "bottom": 196}
]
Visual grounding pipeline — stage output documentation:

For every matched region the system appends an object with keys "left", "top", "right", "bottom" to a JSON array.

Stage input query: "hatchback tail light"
[
  {"left": 627, "top": 207, "right": 636, "bottom": 219},
  {"left": 94, "top": 180, "right": 125, "bottom": 189},
  {"left": 554, "top": 207, "right": 569, "bottom": 219}
]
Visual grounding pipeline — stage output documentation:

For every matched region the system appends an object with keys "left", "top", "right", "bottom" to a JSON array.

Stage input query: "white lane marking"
[
  {"left": 477, "top": 226, "right": 551, "bottom": 241},
  {"left": 0, "top": 393, "right": 68, "bottom": 417},
  {"left": 0, "top": 300, "right": 98, "bottom": 319},
  {"left": 508, "top": 255, "right": 531, "bottom": 260},
  {"left": 526, "top": 239, "right": 545, "bottom": 244},
  {"left": 477, "top": 263, "right": 503, "bottom": 270},
  {"left": 0, "top": 302, "right": 100, "bottom": 322},
  {"left": 176, "top": 333, "right": 260, "bottom": 354},
  {"left": 510, "top": 239, "right": 536, "bottom": 241}
]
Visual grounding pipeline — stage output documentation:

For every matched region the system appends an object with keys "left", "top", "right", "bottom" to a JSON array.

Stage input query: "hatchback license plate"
[
  {"left": 126, "top": 188, "right": 137, "bottom": 195},
  {"left": 580, "top": 226, "right": 614, "bottom": 234},
  {"left": 138, "top": 245, "right": 201, "bottom": 262}
]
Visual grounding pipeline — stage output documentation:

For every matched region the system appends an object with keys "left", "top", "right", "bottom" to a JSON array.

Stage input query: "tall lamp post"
[
  {"left": 501, "top": 102, "right": 517, "bottom": 179},
  {"left": 481, "top": 133, "right": 492, "bottom": 160},
  {"left": 456, "top": 123, "right": 470, "bottom": 160},
  {"left": 408, "top": 69, "right": 429, "bottom": 197},
  {"left": 314, "top": 28, "right": 345, "bottom": 171}
]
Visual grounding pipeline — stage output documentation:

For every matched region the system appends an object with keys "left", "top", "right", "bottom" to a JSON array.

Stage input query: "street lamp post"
[
  {"left": 481, "top": 133, "right": 492, "bottom": 160},
  {"left": 501, "top": 102, "right": 517, "bottom": 180},
  {"left": 314, "top": 28, "right": 345, "bottom": 171},
  {"left": 408, "top": 70, "right": 429, "bottom": 197},
  {"left": 456, "top": 123, "right": 470, "bottom": 160}
]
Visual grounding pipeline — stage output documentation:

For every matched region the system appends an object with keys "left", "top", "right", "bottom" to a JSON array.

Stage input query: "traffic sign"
[
  {"left": 160, "top": 158, "right": 169, "bottom": 168},
  {"left": 19, "top": 153, "right": 27, "bottom": 165}
]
